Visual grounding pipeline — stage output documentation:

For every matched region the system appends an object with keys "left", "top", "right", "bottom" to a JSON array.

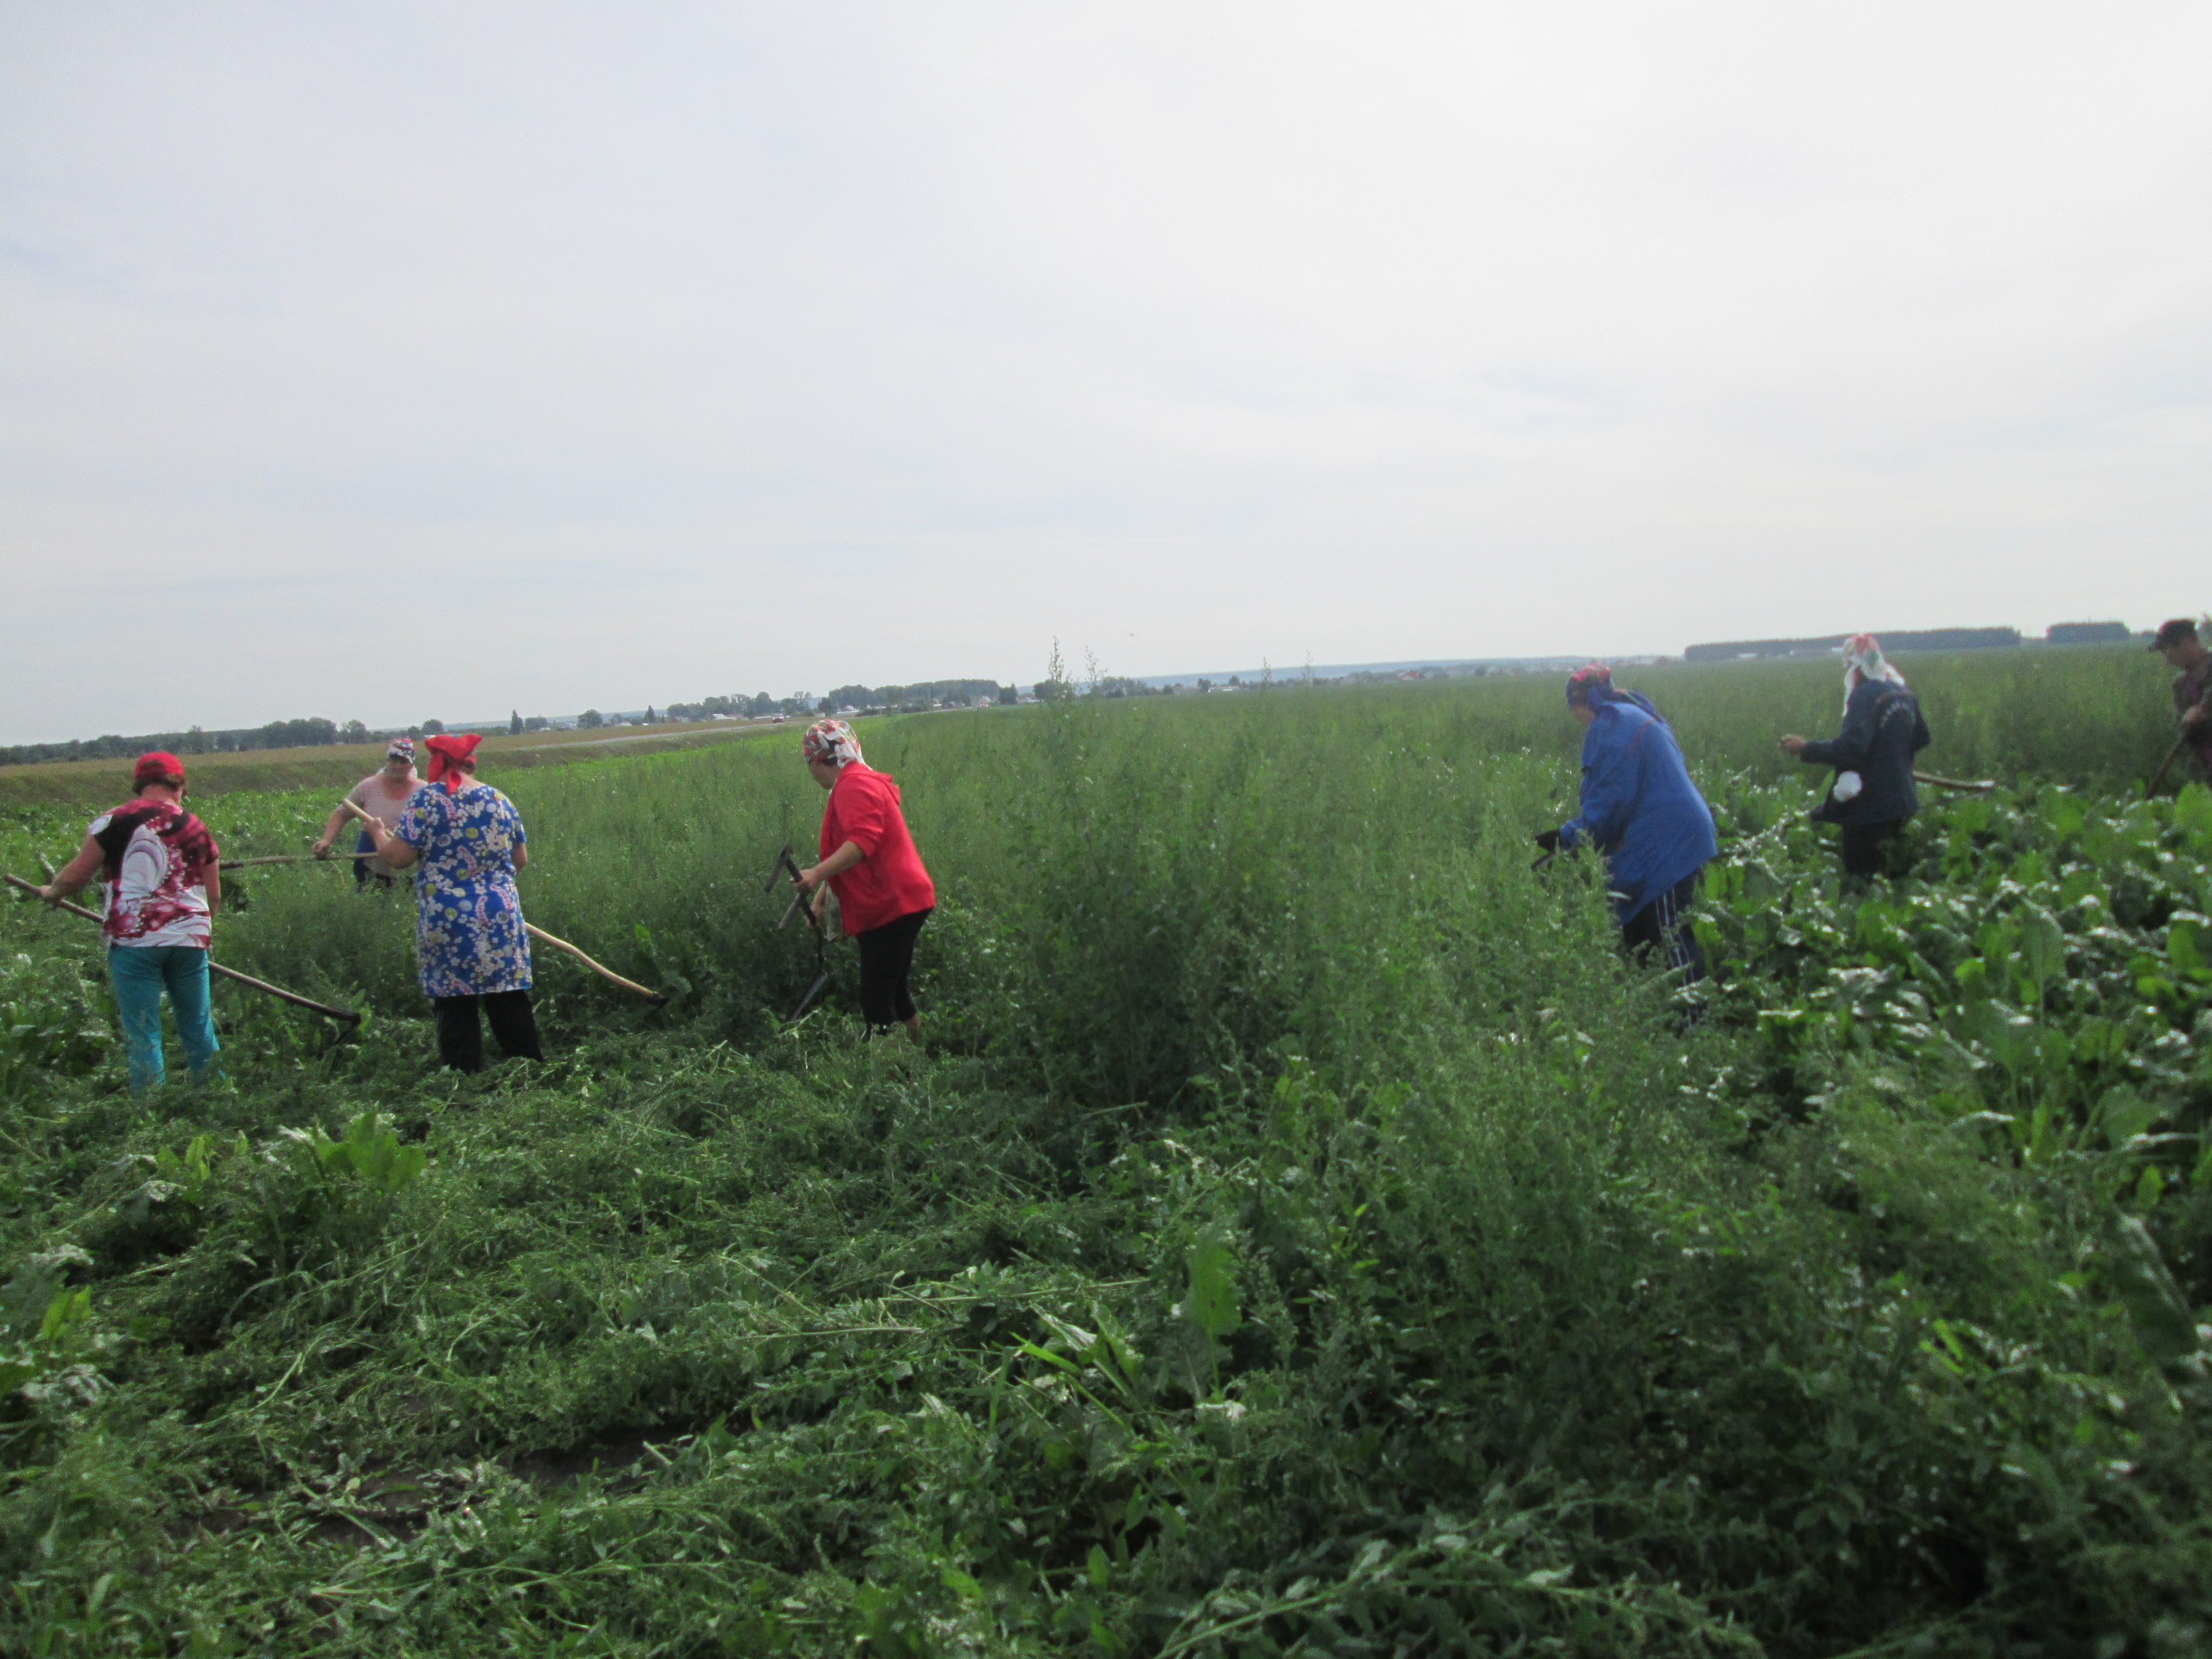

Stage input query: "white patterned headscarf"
[
  {"left": 801, "top": 718, "right": 866, "bottom": 770},
  {"left": 1841, "top": 633, "right": 1908, "bottom": 713}
]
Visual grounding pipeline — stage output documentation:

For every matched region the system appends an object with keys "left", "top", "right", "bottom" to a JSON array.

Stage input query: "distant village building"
[
  {"left": 1683, "top": 628, "right": 2022, "bottom": 663},
  {"left": 2044, "top": 621, "right": 2132, "bottom": 645}
]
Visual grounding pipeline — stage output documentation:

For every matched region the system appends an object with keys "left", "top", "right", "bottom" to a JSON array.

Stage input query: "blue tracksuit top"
[{"left": 1557, "top": 701, "right": 1719, "bottom": 923}]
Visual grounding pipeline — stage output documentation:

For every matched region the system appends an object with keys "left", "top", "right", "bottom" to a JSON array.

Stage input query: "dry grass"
[{"left": 0, "top": 716, "right": 817, "bottom": 809}]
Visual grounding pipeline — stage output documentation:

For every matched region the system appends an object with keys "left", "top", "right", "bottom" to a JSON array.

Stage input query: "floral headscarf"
[
  {"left": 801, "top": 719, "right": 866, "bottom": 770},
  {"left": 1841, "top": 633, "right": 1908, "bottom": 712},
  {"left": 1565, "top": 663, "right": 1660, "bottom": 719},
  {"left": 1565, "top": 663, "right": 1613, "bottom": 707},
  {"left": 424, "top": 732, "right": 483, "bottom": 794},
  {"left": 385, "top": 736, "right": 417, "bottom": 763}
]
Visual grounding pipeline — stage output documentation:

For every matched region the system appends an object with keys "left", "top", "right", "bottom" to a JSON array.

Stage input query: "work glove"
[{"left": 1533, "top": 830, "right": 1561, "bottom": 855}]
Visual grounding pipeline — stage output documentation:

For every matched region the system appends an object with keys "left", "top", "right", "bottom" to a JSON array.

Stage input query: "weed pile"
[{"left": 1, "top": 661, "right": 2207, "bottom": 1656}]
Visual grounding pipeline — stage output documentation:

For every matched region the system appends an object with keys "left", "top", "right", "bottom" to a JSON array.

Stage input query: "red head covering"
[
  {"left": 424, "top": 732, "right": 483, "bottom": 794},
  {"left": 1568, "top": 663, "right": 1631, "bottom": 708},
  {"left": 134, "top": 751, "right": 186, "bottom": 788}
]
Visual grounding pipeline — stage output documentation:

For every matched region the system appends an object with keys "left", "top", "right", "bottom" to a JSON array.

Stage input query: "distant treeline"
[
  {"left": 826, "top": 680, "right": 1017, "bottom": 712},
  {"left": 1683, "top": 627, "right": 2024, "bottom": 663},
  {"left": 0, "top": 716, "right": 388, "bottom": 769},
  {"left": 1683, "top": 623, "right": 2147, "bottom": 663},
  {"left": 657, "top": 693, "right": 827, "bottom": 722}
]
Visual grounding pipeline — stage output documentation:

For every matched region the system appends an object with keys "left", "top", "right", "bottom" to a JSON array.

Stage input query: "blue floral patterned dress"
[{"left": 393, "top": 784, "right": 533, "bottom": 998}]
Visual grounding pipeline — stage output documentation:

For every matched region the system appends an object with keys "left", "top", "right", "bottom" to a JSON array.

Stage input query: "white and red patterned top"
[{"left": 87, "top": 799, "right": 220, "bottom": 949}]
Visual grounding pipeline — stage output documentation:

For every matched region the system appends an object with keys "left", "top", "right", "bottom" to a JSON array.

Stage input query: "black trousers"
[
  {"left": 1621, "top": 871, "right": 1705, "bottom": 985},
  {"left": 855, "top": 907, "right": 930, "bottom": 1032},
  {"left": 432, "top": 991, "right": 544, "bottom": 1072},
  {"left": 1841, "top": 819, "right": 1902, "bottom": 879}
]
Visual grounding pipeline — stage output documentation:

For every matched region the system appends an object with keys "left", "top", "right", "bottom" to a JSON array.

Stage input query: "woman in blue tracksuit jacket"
[{"left": 1539, "top": 664, "right": 1719, "bottom": 981}]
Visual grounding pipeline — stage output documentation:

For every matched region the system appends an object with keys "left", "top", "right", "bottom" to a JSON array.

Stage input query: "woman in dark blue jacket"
[
  {"left": 1540, "top": 665, "right": 1719, "bottom": 981},
  {"left": 1781, "top": 633, "right": 1932, "bottom": 881}
]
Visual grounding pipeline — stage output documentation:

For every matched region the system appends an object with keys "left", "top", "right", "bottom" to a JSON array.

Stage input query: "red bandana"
[{"left": 424, "top": 732, "right": 483, "bottom": 794}]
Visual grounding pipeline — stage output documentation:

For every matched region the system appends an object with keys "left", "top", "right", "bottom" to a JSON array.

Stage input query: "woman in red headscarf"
[
  {"left": 37, "top": 752, "right": 224, "bottom": 1089},
  {"left": 352, "top": 733, "right": 543, "bottom": 1071},
  {"left": 791, "top": 720, "right": 936, "bottom": 1038}
]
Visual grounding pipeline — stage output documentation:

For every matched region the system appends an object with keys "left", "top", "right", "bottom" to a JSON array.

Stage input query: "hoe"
[
  {"left": 2144, "top": 733, "right": 2192, "bottom": 801},
  {"left": 762, "top": 844, "right": 832, "bottom": 1021},
  {"left": 5, "top": 870, "right": 362, "bottom": 1025},
  {"left": 337, "top": 798, "right": 666, "bottom": 1003}
]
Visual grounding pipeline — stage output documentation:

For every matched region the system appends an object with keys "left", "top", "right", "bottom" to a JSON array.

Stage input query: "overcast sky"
[{"left": 2, "top": 3, "right": 2207, "bottom": 741}]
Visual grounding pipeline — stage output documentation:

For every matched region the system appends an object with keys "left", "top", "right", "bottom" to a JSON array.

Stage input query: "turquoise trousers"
[{"left": 107, "top": 944, "right": 222, "bottom": 1091}]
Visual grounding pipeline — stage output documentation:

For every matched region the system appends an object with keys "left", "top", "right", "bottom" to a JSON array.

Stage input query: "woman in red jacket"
[{"left": 792, "top": 720, "right": 936, "bottom": 1038}]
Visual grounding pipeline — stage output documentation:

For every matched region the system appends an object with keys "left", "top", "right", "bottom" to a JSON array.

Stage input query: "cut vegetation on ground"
[{"left": 1, "top": 648, "right": 2207, "bottom": 1656}]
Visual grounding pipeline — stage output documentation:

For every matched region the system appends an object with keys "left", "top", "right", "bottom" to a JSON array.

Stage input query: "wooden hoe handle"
[
  {"left": 1911, "top": 771, "right": 1999, "bottom": 794},
  {"left": 3, "top": 872, "right": 362, "bottom": 1024},
  {"left": 523, "top": 921, "right": 668, "bottom": 1004}
]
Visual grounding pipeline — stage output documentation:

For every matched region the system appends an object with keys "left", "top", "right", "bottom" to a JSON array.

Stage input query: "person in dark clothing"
[
  {"left": 2151, "top": 618, "right": 2212, "bottom": 781},
  {"left": 1539, "top": 663, "right": 1719, "bottom": 985},
  {"left": 1780, "top": 633, "right": 1932, "bottom": 881}
]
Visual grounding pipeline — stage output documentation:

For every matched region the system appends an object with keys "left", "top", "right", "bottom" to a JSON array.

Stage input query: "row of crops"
[{"left": 1, "top": 658, "right": 2208, "bottom": 1654}]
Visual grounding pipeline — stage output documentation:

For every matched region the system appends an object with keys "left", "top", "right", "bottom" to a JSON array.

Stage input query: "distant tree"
[
  {"left": 523, "top": 716, "right": 550, "bottom": 733},
  {"left": 1196, "top": 678, "right": 1213, "bottom": 693},
  {"left": 817, "top": 697, "right": 833, "bottom": 715},
  {"left": 996, "top": 684, "right": 1017, "bottom": 705},
  {"left": 407, "top": 725, "right": 425, "bottom": 740},
  {"left": 252, "top": 717, "right": 342, "bottom": 750},
  {"left": 577, "top": 710, "right": 605, "bottom": 730},
  {"left": 509, "top": 710, "right": 523, "bottom": 735},
  {"left": 184, "top": 725, "right": 209, "bottom": 754},
  {"left": 644, "top": 706, "right": 657, "bottom": 724},
  {"left": 422, "top": 719, "right": 445, "bottom": 735},
  {"left": 342, "top": 720, "right": 370, "bottom": 743}
]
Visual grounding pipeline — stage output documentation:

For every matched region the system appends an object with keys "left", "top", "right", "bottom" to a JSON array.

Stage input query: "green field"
[
  {"left": 0, "top": 718, "right": 798, "bottom": 811},
  {"left": 3, "top": 647, "right": 2207, "bottom": 1656}
]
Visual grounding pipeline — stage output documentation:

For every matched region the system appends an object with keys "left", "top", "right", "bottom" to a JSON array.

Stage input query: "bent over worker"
[
  {"left": 2151, "top": 618, "right": 2212, "bottom": 783},
  {"left": 1780, "top": 633, "right": 1932, "bottom": 883},
  {"left": 792, "top": 720, "right": 936, "bottom": 1039},
  {"left": 36, "top": 752, "right": 223, "bottom": 1090},
  {"left": 1540, "top": 665, "right": 1717, "bottom": 983}
]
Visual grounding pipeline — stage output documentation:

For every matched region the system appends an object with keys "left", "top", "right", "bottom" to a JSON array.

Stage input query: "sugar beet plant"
[{"left": 0, "top": 654, "right": 2208, "bottom": 1656}]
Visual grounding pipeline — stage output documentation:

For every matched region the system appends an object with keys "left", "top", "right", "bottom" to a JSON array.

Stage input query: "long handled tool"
[
  {"left": 523, "top": 922, "right": 667, "bottom": 1004},
  {"left": 2144, "top": 733, "right": 2192, "bottom": 801},
  {"left": 5, "top": 872, "right": 362, "bottom": 1025},
  {"left": 762, "top": 844, "right": 832, "bottom": 1021},
  {"left": 1912, "top": 771, "right": 1999, "bottom": 794},
  {"left": 335, "top": 802, "right": 667, "bottom": 1004},
  {"left": 220, "top": 852, "right": 382, "bottom": 869}
]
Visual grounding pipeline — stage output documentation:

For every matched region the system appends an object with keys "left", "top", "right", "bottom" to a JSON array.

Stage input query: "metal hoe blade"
[{"left": 763, "top": 842, "right": 832, "bottom": 1021}]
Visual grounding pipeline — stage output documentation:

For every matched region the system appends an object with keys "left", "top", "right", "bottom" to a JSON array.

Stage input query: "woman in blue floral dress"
[{"left": 351, "top": 732, "right": 544, "bottom": 1071}]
